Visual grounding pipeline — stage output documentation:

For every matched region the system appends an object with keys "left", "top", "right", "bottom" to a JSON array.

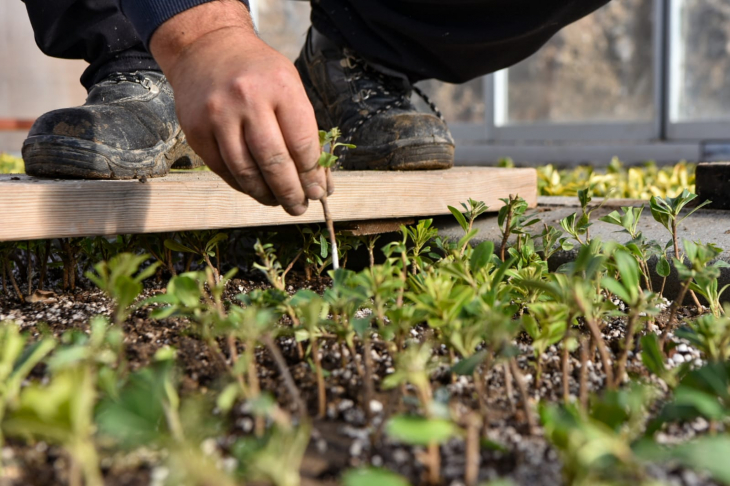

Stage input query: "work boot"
[
  {"left": 23, "top": 71, "right": 202, "bottom": 179},
  {"left": 295, "top": 28, "right": 454, "bottom": 170}
]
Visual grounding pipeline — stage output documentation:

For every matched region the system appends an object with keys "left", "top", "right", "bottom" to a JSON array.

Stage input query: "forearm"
[
  {"left": 150, "top": 0, "right": 255, "bottom": 74},
  {"left": 121, "top": 0, "right": 251, "bottom": 51}
]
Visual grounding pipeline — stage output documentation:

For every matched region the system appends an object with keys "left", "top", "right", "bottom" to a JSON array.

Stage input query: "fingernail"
[{"left": 306, "top": 183, "right": 326, "bottom": 200}]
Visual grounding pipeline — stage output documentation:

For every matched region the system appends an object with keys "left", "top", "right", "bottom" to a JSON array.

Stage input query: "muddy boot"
[
  {"left": 295, "top": 28, "right": 454, "bottom": 171},
  {"left": 23, "top": 71, "right": 202, "bottom": 179}
]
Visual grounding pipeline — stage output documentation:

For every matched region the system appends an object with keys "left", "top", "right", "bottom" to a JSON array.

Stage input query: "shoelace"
[
  {"left": 340, "top": 53, "right": 446, "bottom": 147},
  {"left": 106, "top": 72, "right": 164, "bottom": 92}
]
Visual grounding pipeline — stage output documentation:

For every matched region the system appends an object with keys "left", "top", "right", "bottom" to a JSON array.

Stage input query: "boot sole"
[
  {"left": 22, "top": 130, "right": 202, "bottom": 180},
  {"left": 340, "top": 141, "right": 455, "bottom": 171}
]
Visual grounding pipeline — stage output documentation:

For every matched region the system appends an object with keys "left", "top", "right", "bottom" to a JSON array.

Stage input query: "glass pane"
[
  {"left": 673, "top": 0, "right": 730, "bottom": 122},
  {"left": 256, "top": 0, "right": 311, "bottom": 62},
  {"left": 503, "top": 0, "right": 654, "bottom": 125}
]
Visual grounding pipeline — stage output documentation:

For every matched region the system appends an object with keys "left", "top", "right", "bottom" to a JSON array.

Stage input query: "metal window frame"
[
  {"left": 449, "top": 0, "right": 729, "bottom": 164},
  {"left": 664, "top": 0, "right": 730, "bottom": 140}
]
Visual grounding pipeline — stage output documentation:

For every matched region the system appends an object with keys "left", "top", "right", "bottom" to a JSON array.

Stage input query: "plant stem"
[
  {"left": 500, "top": 209, "right": 514, "bottom": 262},
  {"left": 320, "top": 194, "right": 339, "bottom": 271},
  {"left": 39, "top": 240, "right": 50, "bottom": 290},
  {"left": 510, "top": 357, "right": 537, "bottom": 434},
  {"left": 26, "top": 245, "right": 32, "bottom": 297},
  {"left": 244, "top": 338, "right": 265, "bottom": 437},
  {"left": 426, "top": 443, "right": 441, "bottom": 485},
  {"left": 4, "top": 253, "right": 24, "bottom": 303},
  {"left": 464, "top": 412, "right": 481, "bottom": 486},
  {"left": 660, "top": 278, "right": 693, "bottom": 348},
  {"left": 673, "top": 220, "right": 702, "bottom": 313},
  {"left": 573, "top": 295, "right": 614, "bottom": 388},
  {"left": 202, "top": 253, "right": 219, "bottom": 283},
  {"left": 397, "top": 252, "right": 408, "bottom": 308},
  {"left": 311, "top": 337, "right": 327, "bottom": 419},
  {"left": 614, "top": 311, "right": 639, "bottom": 387},
  {"left": 1, "top": 255, "right": 6, "bottom": 297},
  {"left": 69, "top": 452, "right": 81, "bottom": 486},
  {"left": 503, "top": 362, "right": 515, "bottom": 412},
  {"left": 262, "top": 334, "right": 308, "bottom": 418},
  {"left": 579, "top": 336, "right": 589, "bottom": 412},
  {"left": 472, "top": 366, "right": 490, "bottom": 426},
  {"left": 561, "top": 342, "right": 571, "bottom": 404},
  {"left": 74, "top": 441, "right": 104, "bottom": 486},
  {"left": 584, "top": 316, "right": 614, "bottom": 388},
  {"left": 362, "top": 335, "right": 376, "bottom": 422},
  {"left": 368, "top": 241, "right": 375, "bottom": 268}
]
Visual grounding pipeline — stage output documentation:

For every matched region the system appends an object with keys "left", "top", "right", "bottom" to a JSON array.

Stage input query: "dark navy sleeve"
[{"left": 121, "top": 0, "right": 251, "bottom": 47}]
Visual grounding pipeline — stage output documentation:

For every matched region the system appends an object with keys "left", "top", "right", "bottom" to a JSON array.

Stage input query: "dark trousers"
[
  {"left": 24, "top": 0, "right": 611, "bottom": 89},
  {"left": 22, "top": 0, "right": 160, "bottom": 90}
]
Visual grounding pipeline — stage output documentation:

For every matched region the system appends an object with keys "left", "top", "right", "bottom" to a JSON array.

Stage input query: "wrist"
[{"left": 150, "top": 0, "right": 256, "bottom": 74}]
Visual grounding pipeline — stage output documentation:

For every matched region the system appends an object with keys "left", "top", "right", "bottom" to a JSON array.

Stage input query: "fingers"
[
  {"left": 244, "top": 111, "right": 310, "bottom": 216},
  {"left": 275, "top": 94, "right": 327, "bottom": 201},
  {"left": 213, "top": 120, "right": 278, "bottom": 206}
]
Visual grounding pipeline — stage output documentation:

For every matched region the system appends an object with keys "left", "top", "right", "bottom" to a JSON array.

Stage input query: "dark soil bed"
[{"left": 0, "top": 271, "right": 719, "bottom": 486}]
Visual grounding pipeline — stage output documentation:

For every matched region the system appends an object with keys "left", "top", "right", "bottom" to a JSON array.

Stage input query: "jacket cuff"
[{"left": 121, "top": 0, "right": 251, "bottom": 48}]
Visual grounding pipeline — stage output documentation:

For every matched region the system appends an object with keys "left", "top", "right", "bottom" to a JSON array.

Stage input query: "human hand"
[{"left": 150, "top": 1, "right": 331, "bottom": 215}]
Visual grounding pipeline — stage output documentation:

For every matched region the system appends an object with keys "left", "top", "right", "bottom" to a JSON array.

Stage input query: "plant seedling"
[
  {"left": 601, "top": 250, "right": 659, "bottom": 386},
  {"left": 448, "top": 198, "right": 489, "bottom": 256},
  {"left": 86, "top": 252, "right": 159, "bottom": 325},
  {"left": 498, "top": 195, "right": 539, "bottom": 261},
  {"left": 0, "top": 323, "right": 55, "bottom": 472},
  {"left": 661, "top": 240, "right": 724, "bottom": 346},
  {"left": 164, "top": 231, "right": 228, "bottom": 282},
  {"left": 318, "top": 128, "right": 356, "bottom": 271},
  {"left": 676, "top": 308, "right": 730, "bottom": 362},
  {"left": 650, "top": 189, "right": 711, "bottom": 310}
]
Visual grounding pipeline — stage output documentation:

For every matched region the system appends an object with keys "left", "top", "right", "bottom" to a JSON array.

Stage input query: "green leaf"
[
  {"left": 678, "top": 198, "right": 713, "bottom": 224},
  {"left": 601, "top": 277, "right": 631, "bottom": 304},
  {"left": 385, "top": 415, "right": 460, "bottom": 446},
  {"left": 318, "top": 152, "right": 338, "bottom": 169},
  {"left": 641, "top": 334, "right": 666, "bottom": 378},
  {"left": 164, "top": 239, "right": 196, "bottom": 254},
  {"left": 319, "top": 234, "right": 329, "bottom": 258},
  {"left": 115, "top": 275, "right": 143, "bottom": 312},
  {"left": 613, "top": 250, "right": 640, "bottom": 301},
  {"left": 217, "top": 383, "right": 241, "bottom": 413},
  {"left": 204, "top": 232, "right": 228, "bottom": 253},
  {"left": 656, "top": 255, "right": 671, "bottom": 278},
  {"left": 469, "top": 241, "right": 494, "bottom": 273},
  {"left": 457, "top": 228, "right": 479, "bottom": 251},
  {"left": 168, "top": 275, "right": 202, "bottom": 308},
  {"left": 451, "top": 350, "right": 488, "bottom": 376},
  {"left": 150, "top": 306, "right": 178, "bottom": 320},
  {"left": 637, "top": 435, "right": 730, "bottom": 485},
  {"left": 342, "top": 468, "right": 410, "bottom": 486},
  {"left": 599, "top": 210, "right": 623, "bottom": 226},
  {"left": 448, "top": 205, "right": 469, "bottom": 232},
  {"left": 352, "top": 318, "right": 371, "bottom": 338}
]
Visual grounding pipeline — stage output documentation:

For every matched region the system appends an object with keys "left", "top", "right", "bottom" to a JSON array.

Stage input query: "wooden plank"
[{"left": 0, "top": 167, "right": 537, "bottom": 241}]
